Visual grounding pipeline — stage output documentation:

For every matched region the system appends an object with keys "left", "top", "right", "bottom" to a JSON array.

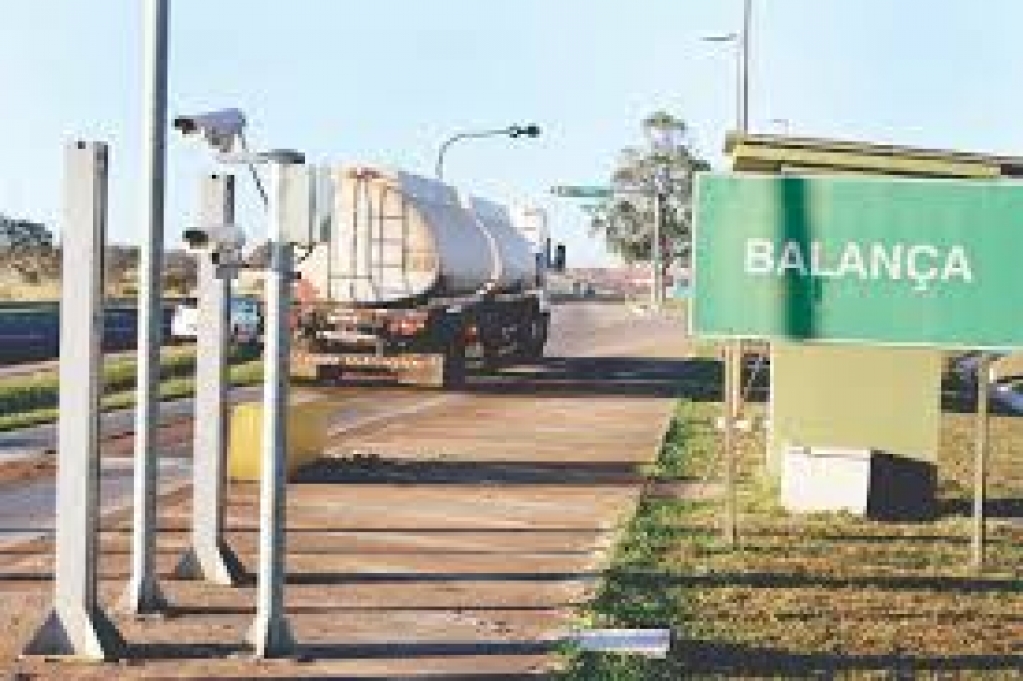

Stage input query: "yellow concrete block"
[{"left": 228, "top": 398, "right": 332, "bottom": 481}]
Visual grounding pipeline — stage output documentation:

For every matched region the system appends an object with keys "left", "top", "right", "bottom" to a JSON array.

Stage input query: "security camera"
[
  {"left": 173, "top": 108, "right": 247, "bottom": 153},
  {"left": 183, "top": 223, "right": 247, "bottom": 254}
]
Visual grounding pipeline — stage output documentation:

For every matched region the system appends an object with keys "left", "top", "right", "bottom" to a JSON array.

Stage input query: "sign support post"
[
  {"left": 22, "top": 142, "right": 127, "bottom": 660},
  {"left": 972, "top": 353, "right": 990, "bottom": 573},
  {"left": 174, "top": 174, "right": 245, "bottom": 585},
  {"left": 723, "top": 340, "right": 740, "bottom": 548}
]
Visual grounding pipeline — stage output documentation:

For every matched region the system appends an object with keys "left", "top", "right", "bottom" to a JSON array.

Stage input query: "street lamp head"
[
  {"left": 508, "top": 123, "right": 541, "bottom": 139},
  {"left": 701, "top": 32, "right": 739, "bottom": 43}
]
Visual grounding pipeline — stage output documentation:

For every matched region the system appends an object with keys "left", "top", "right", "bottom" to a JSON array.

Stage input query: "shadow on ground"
[
  {"left": 671, "top": 639, "right": 1023, "bottom": 676},
  {"left": 338, "top": 355, "right": 727, "bottom": 402},
  {"left": 292, "top": 458, "right": 646, "bottom": 486}
]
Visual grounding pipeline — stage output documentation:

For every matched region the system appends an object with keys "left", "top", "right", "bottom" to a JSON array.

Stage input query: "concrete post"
[
  {"left": 174, "top": 174, "right": 245, "bottom": 585},
  {"left": 22, "top": 141, "right": 126, "bottom": 660},
  {"left": 247, "top": 163, "right": 296, "bottom": 657},
  {"left": 123, "top": 0, "right": 170, "bottom": 615}
]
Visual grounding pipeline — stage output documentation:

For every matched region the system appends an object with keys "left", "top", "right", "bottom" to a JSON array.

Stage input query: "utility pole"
[{"left": 651, "top": 190, "right": 663, "bottom": 306}]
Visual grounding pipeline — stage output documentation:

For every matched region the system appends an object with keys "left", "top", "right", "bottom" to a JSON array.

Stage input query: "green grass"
[
  {"left": 560, "top": 395, "right": 1023, "bottom": 680},
  {"left": 0, "top": 347, "right": 264, "bottom": 432}
]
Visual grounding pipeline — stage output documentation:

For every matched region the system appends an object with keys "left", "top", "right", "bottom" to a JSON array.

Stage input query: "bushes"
[{"left": 0, "top": 346, "right": 262, "bottom": 423}]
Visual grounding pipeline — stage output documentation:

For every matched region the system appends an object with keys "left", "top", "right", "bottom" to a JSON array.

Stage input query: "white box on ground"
[
  {"left": 781, "top": 446, "right": 872, "bottom": 515},
  {"left": 780, "top": 445, "right": 936, "bottom": 520}
]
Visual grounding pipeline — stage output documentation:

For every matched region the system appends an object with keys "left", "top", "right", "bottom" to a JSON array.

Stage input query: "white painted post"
[
  {"left": 22, "top": 141, "right": 126, "bottom": 660},
  {"left": 174, "top": 174, "right": 245, "bottom": 585},
  {"left": 247, "top": 163, "right": 297, "bottom": 657},
  {"left": 124, "top": 0, "right": 170, "bottom": 615}
]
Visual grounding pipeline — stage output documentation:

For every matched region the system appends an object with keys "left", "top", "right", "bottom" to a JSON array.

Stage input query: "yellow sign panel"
[{"left": 768, "top": 343, "right": 942, "bottom": 471}]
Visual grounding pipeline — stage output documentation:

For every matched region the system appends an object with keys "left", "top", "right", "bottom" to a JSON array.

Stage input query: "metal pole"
[
  {"left": 174, "top": 174, "right": 245, "bottom": 585},
  {"left": 723, "top": 341, "right": 739, "bottom": 548},
  {"left": 123, "top": 0, "right": 170, "bottom": 615},
  {"left": 972, "top": 353, "right": 990, "bottom": 572},
  {"left": 739, "top": 0, "right": 751, "bottom": 133},
  {"left": 651, "top": 191, "right": 663, "bottom": 306},
  {"left": 247, "top": 162, "right": 296, "bottom": 658},
  {"left": 435, "top": 128, "right": 523, "bottom": 181},
  {"left": 435, "top": 134, "right": 461, "bottom": 181},
  {"left": 23, "top": 142, "right": 126, "bottom": 660},
  {"left": 733, "top": 0, "right": 751, "bottom": 416}
]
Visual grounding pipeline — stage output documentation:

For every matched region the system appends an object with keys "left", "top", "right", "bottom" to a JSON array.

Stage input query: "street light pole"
[
  {"left": 703, "top": 0, "right": 752, "bottom": 134},
  {"left": 740, "top": 0, "right": 751, "bottom": 133},
  {"left": 434, "top": 124, "right": 541, "bottom": 181},
  {"left": 124, "top": 0, "right": 170, "bottom": 616},
  {"left": 702, "top": 0, "right": 753, "bottom": 552}
]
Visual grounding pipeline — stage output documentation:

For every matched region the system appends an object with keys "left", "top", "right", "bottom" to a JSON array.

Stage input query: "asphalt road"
[{"left": 0, "top": 301, "right": 693, "bottom": 676}]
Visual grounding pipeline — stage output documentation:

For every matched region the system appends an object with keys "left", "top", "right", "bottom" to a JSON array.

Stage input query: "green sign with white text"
[{"left": 691, "top": 173, "right": 1023, "bottom": 348}]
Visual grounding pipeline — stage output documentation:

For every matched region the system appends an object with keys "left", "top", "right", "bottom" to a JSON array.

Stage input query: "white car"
[{"left": 171, "top": 297, "right": 262, "bottom": 344}]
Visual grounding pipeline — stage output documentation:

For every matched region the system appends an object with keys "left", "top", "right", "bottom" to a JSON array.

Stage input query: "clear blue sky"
[{"left": 2, "top": 1, "right": 1023, "bottom": 266}]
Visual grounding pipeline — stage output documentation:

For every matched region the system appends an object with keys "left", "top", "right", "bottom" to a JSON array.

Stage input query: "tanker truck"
[{"left": 292, "top": 166, "right": 558, "bottom": 388}]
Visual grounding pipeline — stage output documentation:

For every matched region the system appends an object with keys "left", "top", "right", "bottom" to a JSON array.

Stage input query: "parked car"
[{"left": 170, "top": 296, "right": 262, "bottom": 344}]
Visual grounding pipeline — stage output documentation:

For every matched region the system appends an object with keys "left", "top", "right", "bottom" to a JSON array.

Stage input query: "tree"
[
  {"left": 587, "top": 111, "right": 709, "bottom": 267},
  {"left": 0, "top": 215, "right": 58, "bottom": 284},
  {"left": 163, "top": 249, "right": 198, "bottom": 295}
]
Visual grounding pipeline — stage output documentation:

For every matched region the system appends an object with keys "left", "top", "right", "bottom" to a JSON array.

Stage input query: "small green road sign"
[
  {"left": 550, "top": 185, "right": 613, "bottom": 199},
  {"left": 691, "top": 173, "right": 1023, "bottom": 348}
]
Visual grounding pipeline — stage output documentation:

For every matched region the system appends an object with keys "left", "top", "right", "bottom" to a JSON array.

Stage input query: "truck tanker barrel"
[
  {"left": 460, "top": 194, "right": 538, "bottom": 295},
  {"left": 297, "top": 166, "right": 539, "bottom": 306}
]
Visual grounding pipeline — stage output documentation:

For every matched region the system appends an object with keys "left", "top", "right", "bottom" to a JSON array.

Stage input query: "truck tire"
[
  {"left": 315, "top": 364, "right": 344, "bottom": 384},
  {"left": 520, "top": 314, "right": 549, "bottom": 361},
  {"left": 480, "top": 339, "right": 501, "bottom": 373},
  {"left": 442, "top": 337, "right": 467, "bottom": 388}
]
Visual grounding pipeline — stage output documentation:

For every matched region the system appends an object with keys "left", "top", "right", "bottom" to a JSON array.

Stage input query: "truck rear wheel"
[
  {"left": 423, "top": 337, "right": 466, "bottom": 389},
  {"left": 480, "top": 340, "right": 501, "bottom": 373},
  {"left": 520, "top": 314, "right": 549, "bottom": 361},
  {"left": 443, "top": 338, "right": 467, "bottom": 388}
]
